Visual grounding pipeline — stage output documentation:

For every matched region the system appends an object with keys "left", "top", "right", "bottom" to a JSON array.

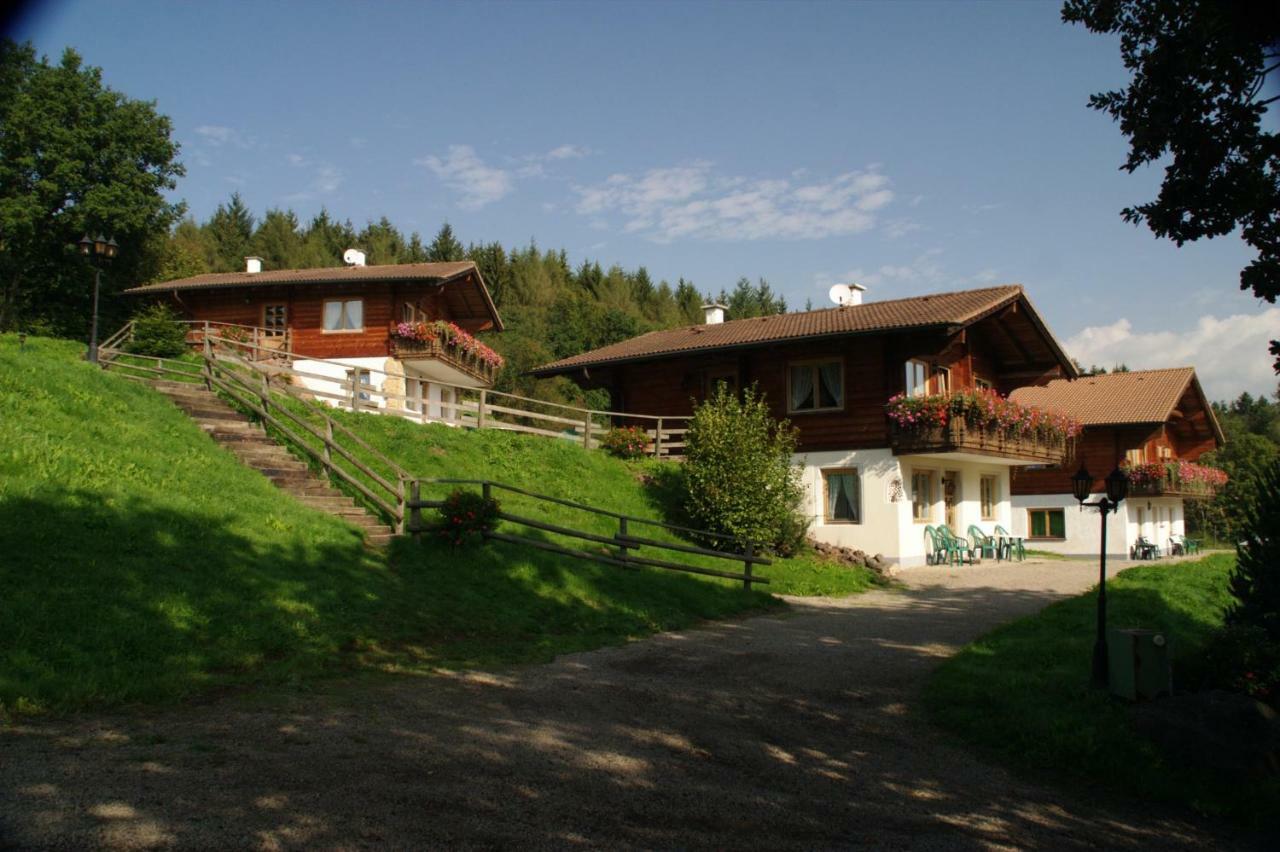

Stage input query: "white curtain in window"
[
  {"left": 343, "top": 300, "right": 363, "bottom": 329},
  {"left": 819, "top": 362, "right": 842, "bottom": 408},
  {"left": 790, "top": 366, "right": 814, "bottom": 410},
  {"left": 323, "top": 301, "right": 343, "bottom": 330},
  {"left": 827, "top": 473, "right": 859, "bottom": 522}
]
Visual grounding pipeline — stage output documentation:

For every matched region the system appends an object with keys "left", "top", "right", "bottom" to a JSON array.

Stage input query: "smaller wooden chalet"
[
  {"left": 1009, "top": 368, "right": 1225, "bottom": 557},
  {"left": 533, "top": 284, "right": 1080, "bottom": 567},
  {"left": 124, "top": 256, "right": 503, "bottom": 421}
]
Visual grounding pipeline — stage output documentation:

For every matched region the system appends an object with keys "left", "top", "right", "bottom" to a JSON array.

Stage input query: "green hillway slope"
[{"left": 0, "top": 334, "right": 877, "bottom": 715}]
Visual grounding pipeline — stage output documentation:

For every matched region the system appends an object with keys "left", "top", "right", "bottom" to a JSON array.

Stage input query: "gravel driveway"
[{"left": 0, "top": 556, "right": 1251, "bottom": 850}]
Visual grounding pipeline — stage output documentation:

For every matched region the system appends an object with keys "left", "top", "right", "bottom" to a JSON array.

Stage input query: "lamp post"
[
  {"left": 1072, "top": 465, "right": 1129, "bottom": 689},
  {"left": 78, "top": 233, "right": 118, "bottom": 363}
]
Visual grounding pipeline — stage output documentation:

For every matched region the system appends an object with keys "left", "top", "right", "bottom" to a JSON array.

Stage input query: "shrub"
[
  {"left": 1227, "top": 458, "right": 1280, "bottom": 642},
  {"left": 438, "top": 488, "right": 500, "bottom": 547},
  {"left": 1192, "top": 623, "right": 1280, "bottom": 708},
  {"left": 126, "top": 303, "right": 188, "bottom": 357},
  {"left": 600, "top": 425, "right": 649, "bottom": 459},
  {"left": 682, "top": 383, "right": 807, "bottom": 552}
]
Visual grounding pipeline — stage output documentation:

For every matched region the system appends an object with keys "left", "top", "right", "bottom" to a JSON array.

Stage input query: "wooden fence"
[{"left": 99, "top": 342, "right": 768, "bottom": 590}]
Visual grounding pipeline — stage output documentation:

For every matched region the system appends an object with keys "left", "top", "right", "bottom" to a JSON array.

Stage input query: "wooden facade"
[{"left": 588, "top": 307, "right": 1072, "bottom": 454}]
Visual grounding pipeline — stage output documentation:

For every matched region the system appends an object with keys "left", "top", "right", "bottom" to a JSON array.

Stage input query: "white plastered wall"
[
  {"left": 293, "top": 357, "right": 390, "bottom": 410},
  {"left": 795, "top": 450, "right": 1015, "bottom": 568},
  {"left": 1010, "top": 493, "right": 1186, "bottom": 558}
]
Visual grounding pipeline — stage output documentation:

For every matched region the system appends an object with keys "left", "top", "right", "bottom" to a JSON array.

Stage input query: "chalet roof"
[
  {"left": 123, "top": 261, "right": 503, "bottom": 330},
  {"left": 532, "top": 285, "right": 1073, "bottom": 376},
  {"left": 1010, "top": 368, "right": 1225, "bottom": 443}
]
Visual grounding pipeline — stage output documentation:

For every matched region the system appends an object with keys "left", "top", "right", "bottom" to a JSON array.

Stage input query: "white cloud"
[
  {"left": 194, "top": 125, "right": 252, "bottom": 149},
  {"left": 883, "top": 218, "right": 922, "bottom": 239},
  {"left": 314, "top": 165, "right": 342, "bottom": 193},
  {"left": 286, "top": 153, "right": 306, "bottom": 167},
  {"left": 1065, "top": 309, "right": 1280, "bottom": 401},
  {"left": 573, "top": 163, "right": 895, "bottom": 242},
  {"left": 546, "top": 144, "right": 590, "bottom": 160},
  {"left": 416, "top": 145, "right": 514, "bottom": 210}
]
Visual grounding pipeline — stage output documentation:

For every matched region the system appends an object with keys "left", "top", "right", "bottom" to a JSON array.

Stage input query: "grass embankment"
[
  {"left": 924, "top": 553, "right": 1278, "bottom": 825},
  {"left": 1, "top": 335, "right": 875, "bottom": 715}
]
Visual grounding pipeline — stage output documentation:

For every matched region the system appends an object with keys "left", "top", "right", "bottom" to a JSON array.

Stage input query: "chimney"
[
  {"left": 844, "top": 283, "right": 866, "bottom": 306},
  {"left": 701, "top": 301, "right": 728, "bottom": 325},
  {"left": 245, "top": 256, "right": 263, "bottom": 274}
]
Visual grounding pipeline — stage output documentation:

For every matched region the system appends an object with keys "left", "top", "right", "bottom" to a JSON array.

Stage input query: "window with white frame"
[
  {"left": 405, "top": 378, "right": 423, "bottom": 413},
  {"left": 323, "top": 299, "right": 364, "bottom": 332},
  {"left": 1125, "top": 447, "right": 1145, "bottom": 466},
  {"left": 346, "top": 368, "right": 373, "bottom": 402},
  {"left": 788, "top": 360, "right": 843, "bottom": 412},
  {"left": 906, "top": 360, "right": 929, "bottom": 398},
  {"left": 822, "top": 469, "right": 861, "bottom": 524}
]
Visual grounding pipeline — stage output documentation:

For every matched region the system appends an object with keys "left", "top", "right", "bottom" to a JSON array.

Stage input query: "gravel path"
[{"left": 0, "top": 556, "right": 1251, "bottom": 850}]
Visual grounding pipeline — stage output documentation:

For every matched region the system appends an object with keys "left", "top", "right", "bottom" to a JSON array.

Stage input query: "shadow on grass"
[{"left": 1, "top": 571, "right": 1256, "bottom": 849}]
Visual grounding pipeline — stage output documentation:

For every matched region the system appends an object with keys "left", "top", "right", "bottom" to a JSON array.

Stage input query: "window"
[
  {"left": 931, "top": 366, "right": 950, "bottom": 394},
  {"left": 1125, "top": 448, "right": 1145, "bottom": 466},
  {"left": 980, "top": 475, "right": 998, "bottom": 520},
  {"left": 402, "top": 302, "right": 415, "bottom": 323},
  {"left": 975, "top": 376, "right": 993, "bottom": 391},
  {"left": 263, "top": 304, "right": 287, "bottom": 332},
  {"left": 346, "top": 369, "right": 372, "bottom": 402},
  {"left": 906, "top": 360, "right": 929, "bottom": 398},
  {"left": 1157, "top": 445, "right": 1172, "bottom": 459},
  {"left": 705, "top": 367, "right": 738, "bottom": 398},
  {"left": 788, "top": 360, "right": 843, "bottom": 412},
  {"left": 323, "top": 299, "right": 364, "bottom": 332},
  {"left": 911, "top": 471, "right": 934, "bottom": 523},
  {"left": 406, "top": 378, "right": 423, "bottom": 413},
  {"left": 822, "top": 469, "right": 861, "bottom": 524},
  {"left": 1027, "top": 508, "right": 1066, "bottom": 539}
]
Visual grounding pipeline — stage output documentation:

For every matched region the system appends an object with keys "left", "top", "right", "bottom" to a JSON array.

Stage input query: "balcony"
[
  {"left": 389, "top": 321, "right": 502, "bottom": 387},
  {"left": 888, "top": 419, "right": 1070, "bottom": 464},
  {"left": 1123, "top": 462, "right": 1226, "bottom": 500},
  {"left": 885, "top": 390, "right": 1077, "bottom": 466}
]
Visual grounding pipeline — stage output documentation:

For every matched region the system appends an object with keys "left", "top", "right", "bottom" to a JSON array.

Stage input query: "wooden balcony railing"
[
  {"left": 388, "top": 334, "right": 500, "bottom": 385},
  {"left": 888, "top": 419, "right": 1070, "bottom": 464},
  {"left": 1126, "top": 474, "right": 1222, "bottom": 499}
]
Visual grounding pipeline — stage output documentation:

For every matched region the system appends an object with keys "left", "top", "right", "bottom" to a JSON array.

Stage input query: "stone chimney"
[
  {"left": 701, "top": 302, "right": 728, "bottom": 324},
  {"left": 245, "top": 256, "right": 263, "bottom": 274}
]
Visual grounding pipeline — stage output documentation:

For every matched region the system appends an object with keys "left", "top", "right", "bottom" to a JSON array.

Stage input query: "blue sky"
[{"left": 11, "top": 0, "right": 1277, "bottom": 401}]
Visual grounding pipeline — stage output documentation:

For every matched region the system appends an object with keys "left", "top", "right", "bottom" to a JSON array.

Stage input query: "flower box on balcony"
[
  {"left": 389, "top": 321, "right": 503, "bottom": 385},
  {"left": 885, "top": 390, "right": 1078, "bottom": 465},
  {"left": 1122, "top": 461, "right": 1226, "bottom": 500},
  {"left": 888, "top": 419, "right": 1070, "bottom": 464}
]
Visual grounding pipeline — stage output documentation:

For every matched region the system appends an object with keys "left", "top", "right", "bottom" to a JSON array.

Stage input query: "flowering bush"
[
  {"left": 600, "top": 425, "right": 650, "bottom": 459},
  {"left": 1121, "top": 460, "right": 1228, "bottom": 491},
  {"left": 885, "top": 389, "right": 1081, "bottom": 443},
  {"left": 392, "top": 320, "right": 504, "bottom": 368},
  {"left": 437, "top": 488, "right": 500, "bottom": 547}
]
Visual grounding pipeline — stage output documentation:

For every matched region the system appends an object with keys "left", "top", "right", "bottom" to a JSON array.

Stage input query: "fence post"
[
  {"left": 743, "top": 542, "right": 755, "bottom": 591},
  {"left": 482, "top": 481, "right": 492, "bottom": 502},
  {"left": 478, "top": 390, "right": 487, "bottom": 429},
  {"left": 349, "top": 373, "right": 359, "bottom": 412},
  {"left": 252, "top": 327, "right": 260, "bottom": 360},
  {"left": 583, "top": 412, "right": 593, "bottom": 449},
  {"left": 654, "top": 417, "right": 664, "bottom": 459},
  {"left": 260, "top": 370, "right": 270, "bottom": 416},
  {"left": 202, "top": 336, "right": 213, "bottom": 391},
  {"left": 396, "top": 474, "right": 407, "bottom": 535},
  {"left": 323, "top": 418, "right": 334, "bottom": 469},
  {"left": 409, "top": 479, "right": 422, "bottom": 541},
  {"left": 616, "top": 516, "right": 632, "bottom": 564}
]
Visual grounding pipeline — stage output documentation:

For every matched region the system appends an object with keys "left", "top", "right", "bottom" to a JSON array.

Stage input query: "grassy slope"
[
  {"left": 923, "top": 554, "right": 1278, "bottom": 826},
  {"left": 1, "top": 335, "right": 873, "bottom": 714}
]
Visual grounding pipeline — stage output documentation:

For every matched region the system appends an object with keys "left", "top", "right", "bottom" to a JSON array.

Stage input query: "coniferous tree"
[
  {"left": 426, "top": 222, "right": 465, "bottom": 262},
  {"left": 1227, "top": 459, "right": 1280, "bottom": 641}
]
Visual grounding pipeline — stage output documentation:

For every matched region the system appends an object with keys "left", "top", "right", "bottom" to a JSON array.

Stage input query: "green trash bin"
[{"left": 1108, "top": 628, "right": 1172, "bottom": 701}]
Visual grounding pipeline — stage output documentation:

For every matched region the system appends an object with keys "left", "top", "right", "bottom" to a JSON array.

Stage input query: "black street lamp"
[
  {"left": 78, "top": 233, "right": 118, "bottom": 363},
  {"left": 1073, "top": 465, "right": 1129, "bottom": 689}
]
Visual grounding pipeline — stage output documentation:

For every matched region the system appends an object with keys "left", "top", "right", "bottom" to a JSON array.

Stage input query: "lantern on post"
[
  {"left": 1074, "top": 464, "right": 1128, "bottom": 688},
  {"left": 78, "top": 233, "right": 118, "bottom": 363}
]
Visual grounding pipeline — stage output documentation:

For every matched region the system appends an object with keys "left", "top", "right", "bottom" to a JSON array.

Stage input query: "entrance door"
[{"left": 942, "top": 471, "right": 958, "bottom": 529}]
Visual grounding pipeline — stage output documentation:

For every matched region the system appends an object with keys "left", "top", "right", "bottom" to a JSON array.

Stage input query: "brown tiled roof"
[
  {"left": 1010, "top": 368, "right": 1224, "bottom": 441},
  {"left": 532, "top": 285, "right": 1050, "bottom": 375},
  {"left": 124, "top": 261, "right": 478, "bottom": 293},
  {"left": 124, "top": 260, "right": 503, "bottom": 331}
]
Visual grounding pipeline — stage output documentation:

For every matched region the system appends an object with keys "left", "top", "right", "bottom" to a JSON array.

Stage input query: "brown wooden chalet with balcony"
[
  {"left": 1007, "top": 368, "right": 1225, "bottom": 557},
  {"left": 533, "top": 284, "right": 1081, "bottom": 567}
]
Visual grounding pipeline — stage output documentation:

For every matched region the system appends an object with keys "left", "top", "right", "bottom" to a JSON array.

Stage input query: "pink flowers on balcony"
[
  {"left": 1121, "top": 460, "right": 1228, "bottom": 490},
  {"left": 392, "top": 320, "right": 504, "bottom": 369},
  {"left": 886, "top": 389, "right": 1082, "bottom": 444}
]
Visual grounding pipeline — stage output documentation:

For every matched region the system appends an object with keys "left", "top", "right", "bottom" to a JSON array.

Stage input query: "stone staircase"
[{"left": 151, "top": 380, "right": 395, "bottom": 547}]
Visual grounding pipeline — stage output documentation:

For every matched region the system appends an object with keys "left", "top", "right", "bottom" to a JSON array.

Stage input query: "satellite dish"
[
  {"left": 342, "top": 248, "right": 366, "bottom": 267},
  {"left": 828, "top": 284, "right": 853, "bottom": 305}
]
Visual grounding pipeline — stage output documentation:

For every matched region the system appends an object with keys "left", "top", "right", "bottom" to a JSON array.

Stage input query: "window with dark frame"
[
  {"left": 980, "top": 475, "right": 998, "bottom": 520},
  {"left": 1027, "top": 508, "right": 1066, "bottom": 539},
  {"left": 788, "top": 360, "right": 843, "bottom": 412},
  {"left": 263, "top": 304, "right": 287, "bottom": 333},
  {"left": 822, "top": 469, "right": 861, "bottom": 524}
]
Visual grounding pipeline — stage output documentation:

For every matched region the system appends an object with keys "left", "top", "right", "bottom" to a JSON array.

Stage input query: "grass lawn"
[
  {"left": 1, "top": 334, "right": 876, "bottom": 716},
  {"left": 923, "top": 553, "right": 1278, "bottom": 827}
]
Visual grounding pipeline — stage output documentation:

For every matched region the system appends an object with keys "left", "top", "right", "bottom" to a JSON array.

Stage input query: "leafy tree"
[
  {"left": 426, "top": 222, "right": 465, "bottom": 262},
  {"left": 682, "top": 383, "right": 808, "bottom": 553},
  {"left": 0, "top": 41, "right": 184, "bottom": 335},
  {"left": 1062, "top": 0, "right": 1280, "bottom": 368}
]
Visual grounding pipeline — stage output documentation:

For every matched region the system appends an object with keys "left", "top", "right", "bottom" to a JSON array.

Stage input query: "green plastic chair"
[
  {"left": 994, "top": 525, "right": 1025, "bottom": 561},
  {"left": 923, "top": 525, "right": 947, "bottom": 565},
  {"left": 968, "top": 525, "right": 997, "bottom": 560},
  {"left": 937, "top": 525, "right": 976, "bottom": 565}
]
